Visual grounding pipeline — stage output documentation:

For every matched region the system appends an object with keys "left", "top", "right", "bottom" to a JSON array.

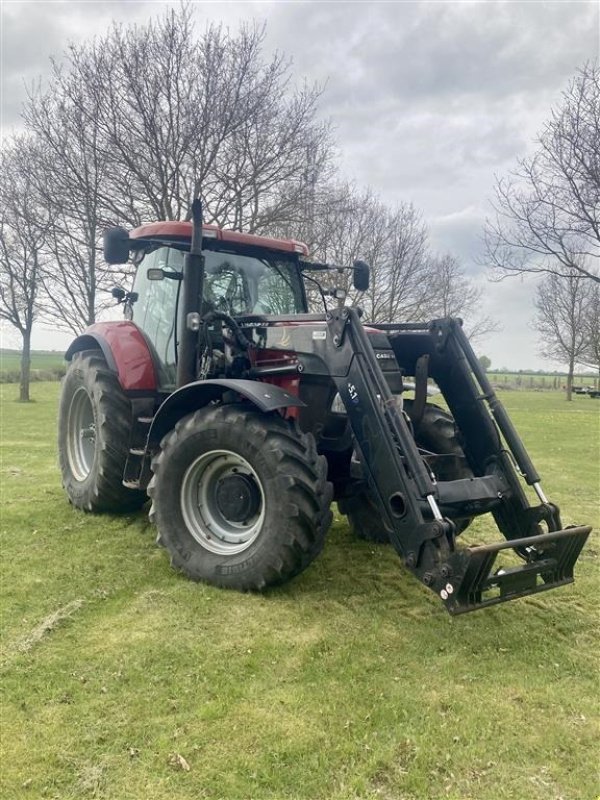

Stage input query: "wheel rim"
[
  {"left": 180, "top": 450, "right": 265, "bottom": 555},
  {"left": 66, "top": 387, "right": 96, "bottom": 481}
]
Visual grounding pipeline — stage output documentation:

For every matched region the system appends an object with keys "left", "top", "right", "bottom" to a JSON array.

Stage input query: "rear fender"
[
  {"left": 65, "top": 322, "right": 157, "bottom": 392},
  {"left": 148, "top": 379, "right": 305, "bottom": 446}
]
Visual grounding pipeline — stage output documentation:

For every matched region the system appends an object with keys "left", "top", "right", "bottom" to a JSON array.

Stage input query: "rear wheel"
[
  {"left": 338, "top": 490, "right": 391, "bottom": 544},
  {"left": 411, "top": 401, "right": 472, "bottom": 482},
  {"left": 341, "top": 401, "right": 472, "bottom": 543},
  {"left": 148, "top": 405, "right": 333, "bottom": 590},
  {"left": 58, "top": 350, "right": 146, "bottom": 512}
]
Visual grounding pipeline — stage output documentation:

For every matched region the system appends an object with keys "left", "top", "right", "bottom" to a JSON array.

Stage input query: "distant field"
[
  {"left": 0, "top": 350, "right": 66, "bottom": 370},
  {"left": 1, "top": 383, "right": 598, "bottom": 800},
  {"left": 0, "top": 350, "right": 66, "bottom": 384},
  {"left": 488, "top": 371, "right": 599, "bottom": 390},
  {"left": 2, "top": 350, "right": 598, "bottom": 393}
]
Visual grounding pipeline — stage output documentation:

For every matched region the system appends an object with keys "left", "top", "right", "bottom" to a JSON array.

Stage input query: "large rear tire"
[
  {"left": 58, "top": 350, "right": 147, "bottom": 513},
  {"left": 338, "top": 491, "right": 391, "bottom": 544},
  {"left": 411, "top": 401, "right": 473, "bottom": 482},
  {"left": 341, "top": 401, "right": 472, "bottom": 543},
  {"left": 148, "top": 405, "right": 333, "bottom": 590}
]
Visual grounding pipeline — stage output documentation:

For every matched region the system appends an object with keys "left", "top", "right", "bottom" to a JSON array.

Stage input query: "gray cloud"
[
  {"left": 2, "top": 4, "right": 65, "bottom": 126},
  {"left": 1, "top": 1, "right": 176, "bottom": 127},
  {"left": 266, "top": 1, "right": 596, "bottom": 102},
  {"left": 429, "top": 206, "right": 487, "bottom": 268},
  {"left": 264, "top": 2, "right": 597, "bottom": 190},
  {"left": 476, "top": 274, "right": 545, "bottom": 370}
]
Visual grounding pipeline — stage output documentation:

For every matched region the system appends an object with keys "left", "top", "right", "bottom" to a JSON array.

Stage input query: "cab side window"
[{"left": 132, "top": 248, "right": 183, "bottom": 388}]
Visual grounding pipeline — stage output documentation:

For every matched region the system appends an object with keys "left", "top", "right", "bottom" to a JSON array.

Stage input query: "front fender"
[
  {"left": 65, "top": 322, "right": 157, "bottom": 392},
  {"left": 148, "top": 379, "right": 305, "bottom": 446}
]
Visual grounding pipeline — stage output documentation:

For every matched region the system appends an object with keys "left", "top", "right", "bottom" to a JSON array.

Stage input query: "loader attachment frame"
[{"left": 326, "top": 309, "right": 591, "bottom": 614}]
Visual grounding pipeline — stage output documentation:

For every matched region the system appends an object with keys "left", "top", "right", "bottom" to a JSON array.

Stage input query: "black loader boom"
[{"left": 325, "top": 307, "right": 590, "bottom": 614}]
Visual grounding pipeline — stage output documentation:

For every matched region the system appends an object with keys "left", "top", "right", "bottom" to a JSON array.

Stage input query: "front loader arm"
[
  {"left": 325, "top": 308, "right": 454, "bottom": 567},
  {"left": 326, "top": 309, "right": 591, "bottom": 614}
]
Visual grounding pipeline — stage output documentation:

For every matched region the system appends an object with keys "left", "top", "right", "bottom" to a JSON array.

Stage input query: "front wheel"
[{"left": 148, "top": 405, "right": 333, "bottom": 590}]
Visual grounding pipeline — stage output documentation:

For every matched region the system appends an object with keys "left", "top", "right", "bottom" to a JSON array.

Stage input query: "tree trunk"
[
  {"left": 566, "top": 356, "right": 574, "bottom": 401},
  {"left": 19, "top": 329, "right": 32, "bottom": 403}
]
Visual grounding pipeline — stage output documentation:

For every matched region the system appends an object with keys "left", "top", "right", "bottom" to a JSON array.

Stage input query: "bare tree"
[
  {"left": 280, "top": 182, "right": 434, "bottom": 321},
  {"left": 370, "top": 203, "right": 431, "bottom": 323},
  {"left": 277, "top": 183, "right": 497, "bottom": 340},
  {"left": 23, "top": 57, "right": 116, "bottom": 333},
  {"left": 484, "top": 63, "right": 600, "bottom": 285},
  {"left": 425, "top": 253, "right": 500, "bottom": 343},
  {"left": 579, "top": 281, "right": 600, "bottom": 380},
  {"left": 534, "top": 270, "right": 590, "bottom": 400},
  {"left": 0, "top": 139, "right": 52, "bottom": 401},
  {"left": 46, "top": 7, "right": 332, "bottom": 229},
  {"left": 22, "top": 6, "right": 332, "bottom": 331}
]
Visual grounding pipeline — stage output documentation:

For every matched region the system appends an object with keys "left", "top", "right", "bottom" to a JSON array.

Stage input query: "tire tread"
[
  {"left": 59, "top": 350, "right": 146, "bottom": 513},
  {"left": 150, "top": 404, "right": 332, "bottom": 590}
]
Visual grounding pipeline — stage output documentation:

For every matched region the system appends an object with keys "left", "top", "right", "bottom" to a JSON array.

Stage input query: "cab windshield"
[{"left": 131, "top": 245, "right": 305, "bottom": 388}]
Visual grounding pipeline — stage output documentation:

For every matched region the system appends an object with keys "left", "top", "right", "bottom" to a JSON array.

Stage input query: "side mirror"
[
  {"left": 353, "top": 260, "right": 370, "bottom": 292},
  {"left": 111, "top": 286, "right": 126, "bottom": 302},
  {"left": 104, "top": 226, "right": 130, "bottom": 265}
]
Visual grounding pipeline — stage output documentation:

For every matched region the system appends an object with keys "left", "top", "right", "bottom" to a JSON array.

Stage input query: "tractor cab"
[{"left": 125, "top": 230, "right": 307, "bottom": 389}]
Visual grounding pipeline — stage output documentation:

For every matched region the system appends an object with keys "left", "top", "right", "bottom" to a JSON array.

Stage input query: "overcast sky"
[{"left": 1, "top": 0, "right": 598, "bottom": 369}]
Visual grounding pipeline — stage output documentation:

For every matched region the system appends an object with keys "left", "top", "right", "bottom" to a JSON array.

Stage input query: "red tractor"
[{"left": 58, "top": 201, "right": 591, "bottom": 613}]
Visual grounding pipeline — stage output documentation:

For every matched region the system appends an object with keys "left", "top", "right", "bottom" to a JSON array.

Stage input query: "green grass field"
[{"left": 1, "top": 384, "right": 599, "bottom": 800}]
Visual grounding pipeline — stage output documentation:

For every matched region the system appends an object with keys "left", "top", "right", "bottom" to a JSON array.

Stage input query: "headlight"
[{"left": 331, "top": 392, "right": 404, "bottom": 414}]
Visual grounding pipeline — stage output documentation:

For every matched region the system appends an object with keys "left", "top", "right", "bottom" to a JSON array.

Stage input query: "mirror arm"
[{"left": 300, "top": 259, "right": 370, "bottom": 292}]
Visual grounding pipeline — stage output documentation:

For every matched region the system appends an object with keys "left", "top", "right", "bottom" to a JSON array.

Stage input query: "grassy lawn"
[{"left": 1, "top": 383, "right": 598, "bottom": 800}]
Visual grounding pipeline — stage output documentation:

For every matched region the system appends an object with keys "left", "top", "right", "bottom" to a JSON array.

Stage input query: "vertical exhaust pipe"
[{"left": 177, "top": 199, "right": 205, "bottom": 388}]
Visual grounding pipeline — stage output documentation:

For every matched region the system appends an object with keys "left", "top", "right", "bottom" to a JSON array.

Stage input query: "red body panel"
[
  {"left": 131, "top": 221, "right": 309, "bottom": 257},
  {"left": 75, "top": 320, "right": 378, "bottom": 396},
  {"left": 249, "top": 348, "right": 301, "bottom": 418},
  {"left": 85, "top": 322, "right": 157, "bottom": 391}
]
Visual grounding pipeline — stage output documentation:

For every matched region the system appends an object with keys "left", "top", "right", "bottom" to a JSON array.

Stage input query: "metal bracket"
[
  {"left": 429, "top": 318, "right": 459, "bottom": 352},
  {"left": 443, "top": 525, "right": 591, "bottom": 614},
  {"left": 326, "top": 308, "right": 349, "bottom": 348},
  {"left": 411, "top": 354, "right": 430, "bottom": 430}
]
